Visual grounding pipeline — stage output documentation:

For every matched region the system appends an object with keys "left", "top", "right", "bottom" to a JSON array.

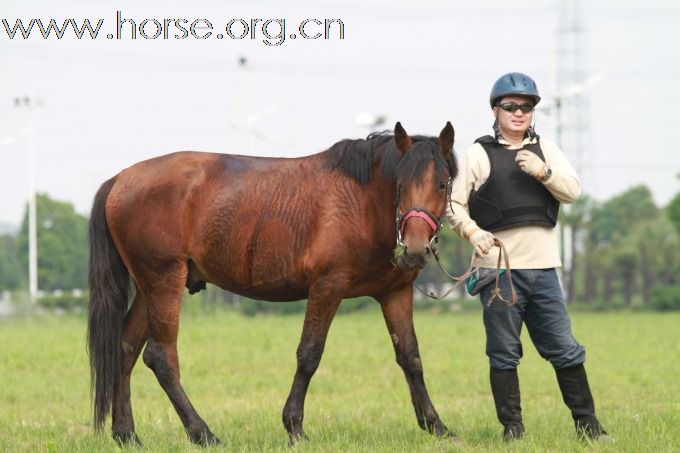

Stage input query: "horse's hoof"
[
  {"left": 427, "top": 420, "right": 454, "bottom": 438},
  {"left": 204, "top": 434, "right": 222, "bottom": 446},
  {"left": 288, "top": 430, "right": 309, "bottom": 447},
  {"left": 503, "top": 422, "right": 525, "bottom": 442},
  {"left": 113, "top": 431, "right": 143, "bottom": 447},
  {"left": 436, "top": 428, "right": 460, "bottom": 445},
  {"left": 189, "top": 429, "right": 222, "bottom": 447}
]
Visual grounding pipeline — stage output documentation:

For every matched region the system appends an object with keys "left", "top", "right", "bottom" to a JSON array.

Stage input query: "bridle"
[
  {"left": 394, "top": 177, "right": 452, "bottom": 255},
  {"left": 394, "top": 176, "right": 518, "bottom": 306}
]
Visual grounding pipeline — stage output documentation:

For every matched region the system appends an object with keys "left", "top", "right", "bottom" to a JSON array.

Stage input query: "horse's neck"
[{"left": 368, "top": 173, "right": 399, "bottom": 232}]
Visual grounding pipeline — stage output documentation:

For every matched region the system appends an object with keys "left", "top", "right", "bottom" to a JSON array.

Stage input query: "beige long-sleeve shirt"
[{"left": 446, "top": 135, "right": 581, "bottom": 269}]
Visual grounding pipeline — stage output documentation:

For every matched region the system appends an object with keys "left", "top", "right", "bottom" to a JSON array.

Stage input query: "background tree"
[
  {"left": 584, "top": 185, "right": 659, "bottom": 305},
  {"left": 17, "top": 193, "right": 89, "bottom": 291},
  {"left": 667, "top": 192, "right": 680, "bottom": 237},
  {"left": 560, "top": 194, "right": 593, "bottom": 302},
  {"left": 0, "top": 234, "right": 24, "bottom": 291},
  {"left": 578, "top": 198, "right": 600, "bottom": 304}
]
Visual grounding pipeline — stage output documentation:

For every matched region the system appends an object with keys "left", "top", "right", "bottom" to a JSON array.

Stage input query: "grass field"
[{"left": 1, "top": 307, "right": 679, "bottom": 452}]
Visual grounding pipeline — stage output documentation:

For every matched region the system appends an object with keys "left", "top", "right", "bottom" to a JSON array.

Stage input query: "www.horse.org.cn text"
[{"left": 1, "top": 11, "right": 346, "bottom": 47}]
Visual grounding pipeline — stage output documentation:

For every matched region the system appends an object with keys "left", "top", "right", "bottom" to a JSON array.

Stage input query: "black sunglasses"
[{"left": 498, "top": 102, "right": 534, "bottom": 113}]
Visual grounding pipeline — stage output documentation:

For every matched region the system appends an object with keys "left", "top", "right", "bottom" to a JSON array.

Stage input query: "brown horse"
[{"left": 87, "top": 122, "right": 458, "bottom": 446}]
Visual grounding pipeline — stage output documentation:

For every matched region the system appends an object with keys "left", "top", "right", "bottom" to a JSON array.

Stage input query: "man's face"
[{"left": 493, "top": 95, "right": 534, "bottom": 136}]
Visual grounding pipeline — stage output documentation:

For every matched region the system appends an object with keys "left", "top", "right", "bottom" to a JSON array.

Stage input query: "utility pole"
[
  {"left": 556, "top": 0, "right": 589, "bottom": 183},
  {"left": 14, "top": 95, "right": 44, "bottom": 302},
  {"left": 554, "top": 0, "right": 595, "bottom": 302}
]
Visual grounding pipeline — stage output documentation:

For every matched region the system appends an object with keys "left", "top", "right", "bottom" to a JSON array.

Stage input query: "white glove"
[
  {"left": 515, "top": 150, "right": 547, "bottom": 180},
  {"left": 468, "top": 227, "right": 495, "bottom": 256}
]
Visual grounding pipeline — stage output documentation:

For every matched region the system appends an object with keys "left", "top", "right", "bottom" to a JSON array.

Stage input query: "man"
[{"left": 447, "top": 72, "right": 608, "bottom": 441}]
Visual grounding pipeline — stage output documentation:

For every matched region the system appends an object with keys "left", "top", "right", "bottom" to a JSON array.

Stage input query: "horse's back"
[{"left": 107, "top": 151, "right": 306, "bottom": 237}]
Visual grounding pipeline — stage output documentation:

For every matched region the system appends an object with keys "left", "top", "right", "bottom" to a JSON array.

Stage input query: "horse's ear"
[
  {"left": 394, "top": 122, "right": 412, "bottom": 154},
  {"left": 438, "top": 121, "right": 455, "bottom": 156}
]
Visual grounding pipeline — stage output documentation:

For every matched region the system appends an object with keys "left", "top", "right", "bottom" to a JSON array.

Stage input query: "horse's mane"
[{"left": 323, "top": 131, "right": 456, "bottom": 186}]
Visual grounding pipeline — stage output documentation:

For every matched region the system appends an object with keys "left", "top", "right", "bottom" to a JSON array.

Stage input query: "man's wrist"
[
  {"left": 464, "top": 224, "right": 480, "bottom": 240},
  {"left": 541, "top": 164, "right": 553, "bottom": 182}
]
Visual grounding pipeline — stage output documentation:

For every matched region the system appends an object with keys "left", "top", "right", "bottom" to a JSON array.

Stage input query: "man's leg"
[
  {"left": 555, "top": 364, "right": 608, "bottom": 439},
  {"left": 524, "top": 269, "right": 608, "bottom": 440},
  {"left": 480, "top": 270, "right": 530, "bottom": 441},
  {"left": 489, "top": 368, "right": 524, "bottom": 441}
]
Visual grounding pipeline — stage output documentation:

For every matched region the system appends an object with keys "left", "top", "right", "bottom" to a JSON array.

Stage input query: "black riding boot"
[
  {"left": 490, "top": 368, "right": 525, "bottom": 441},
  {"left": 555, "top": 364, "right": 608, "bottom": 439}
]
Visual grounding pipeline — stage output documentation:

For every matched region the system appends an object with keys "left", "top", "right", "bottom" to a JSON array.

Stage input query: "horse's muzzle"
[{"left": 395, "top": 245, "right": 432, "bottom": 270}]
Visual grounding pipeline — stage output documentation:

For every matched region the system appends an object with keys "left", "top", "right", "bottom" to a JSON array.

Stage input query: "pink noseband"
[{"left": 400, "top": 210, "right": 439, "bottom": 236}]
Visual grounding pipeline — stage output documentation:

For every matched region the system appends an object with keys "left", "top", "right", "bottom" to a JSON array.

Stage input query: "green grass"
[{"left": 1, "top": 308, "right": 679, "bottom": 452}]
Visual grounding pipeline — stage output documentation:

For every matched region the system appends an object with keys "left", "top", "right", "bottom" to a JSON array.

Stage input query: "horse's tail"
[{"left": 87, "top": 176, "right": 132, "bottom": 431}]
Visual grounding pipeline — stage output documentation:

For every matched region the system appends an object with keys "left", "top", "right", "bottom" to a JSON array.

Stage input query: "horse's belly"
[
  {"left": 206, "top": 270, "right": 308, "bottom": 302},
  {"left": 197, "top": 214, "right": 309, "bottom": 301}
]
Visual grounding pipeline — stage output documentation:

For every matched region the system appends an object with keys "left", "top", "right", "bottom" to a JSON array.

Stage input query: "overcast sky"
[{"left": 1, "top": 0, "right": 678, "bottom": 226}]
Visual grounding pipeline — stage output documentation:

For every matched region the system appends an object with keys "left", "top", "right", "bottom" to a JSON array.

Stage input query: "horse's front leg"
[
  {"left": 282, "top": 278, "right": 342, "bottom": 444},
  {"left": 377, "top": 285, "right": 454, "bottom": 438}
]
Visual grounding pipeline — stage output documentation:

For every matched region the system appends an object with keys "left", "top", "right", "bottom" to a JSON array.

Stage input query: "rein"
[{"left": 415, "top": 238, "right": 517, "bottom": 306}]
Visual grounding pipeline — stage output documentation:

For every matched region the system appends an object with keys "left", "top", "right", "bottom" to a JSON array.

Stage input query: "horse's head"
[{"left": 393, "top": 121, "right": 456, "bottom": 270}]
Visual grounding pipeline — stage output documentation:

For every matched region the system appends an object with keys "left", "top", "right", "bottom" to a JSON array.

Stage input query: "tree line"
[
  {"left": 0, "top": 194, "right": 87, "bottom": 293},
  {"left": 1, "top": 185, "right": 678, "bottom": 310}
]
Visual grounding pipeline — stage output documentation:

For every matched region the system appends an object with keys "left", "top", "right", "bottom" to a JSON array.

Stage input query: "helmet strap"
[
  {"left": 492, "top": 117, "right": 501, "bottom": 141},
  {"left": 527, "top": 115, "right": 538, "bottom": 139}
]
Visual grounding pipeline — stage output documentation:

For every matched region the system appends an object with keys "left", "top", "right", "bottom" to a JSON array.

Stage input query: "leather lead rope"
[
  {"left": 414, "top": 238, "right": 517, "bottom": 307},
  {"left": 485, "top": 239, "right": 517, "bottom": 307}
]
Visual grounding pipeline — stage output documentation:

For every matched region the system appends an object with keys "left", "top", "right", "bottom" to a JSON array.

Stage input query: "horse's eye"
[{"left": 438, "top": 182, "right": 447, "bottom": 191}]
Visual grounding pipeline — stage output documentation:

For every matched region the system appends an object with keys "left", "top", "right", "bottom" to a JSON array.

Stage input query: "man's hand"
[
  {"left": 515, "top": 150, "right": 547, "bottom": 180},
  {"left": 467, "top": 227, "right": 495, "bottom": 256}
]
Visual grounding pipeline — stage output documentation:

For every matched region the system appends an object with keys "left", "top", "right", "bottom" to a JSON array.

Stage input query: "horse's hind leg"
[
  {"left": 112, "top": 292, "right": 148, "bottom": 446},
  {"left": 141, "top": 269, "right": 220, "bottom": 446},
  {"left": 282, "top": 280, "right": 342, "bottom": 444},
  {"left": 377, "top": 286, "right": 454, "bottom": 438}
]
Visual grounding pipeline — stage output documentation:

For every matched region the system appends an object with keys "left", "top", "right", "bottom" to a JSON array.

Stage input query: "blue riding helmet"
[{"left": 489, "top": 72, "right": 541, "bottom": 107}]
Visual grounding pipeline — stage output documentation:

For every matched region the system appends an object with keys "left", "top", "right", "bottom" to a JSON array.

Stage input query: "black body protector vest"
[{"left": 468, "top": 135, "right": 559, "bottom": 232}]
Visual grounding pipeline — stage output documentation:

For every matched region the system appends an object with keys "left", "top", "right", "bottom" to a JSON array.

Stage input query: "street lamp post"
[{"left": 14, "top": 95, "right": 43, "bottom": 302}]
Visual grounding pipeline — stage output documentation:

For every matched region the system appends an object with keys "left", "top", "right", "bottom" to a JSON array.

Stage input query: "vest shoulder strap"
[
  {"left": 474, "top": 135, "right": 495, "bottom": 145},
  {"left": 474, "top": 134, "right": 543, "bottom": 147}
]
